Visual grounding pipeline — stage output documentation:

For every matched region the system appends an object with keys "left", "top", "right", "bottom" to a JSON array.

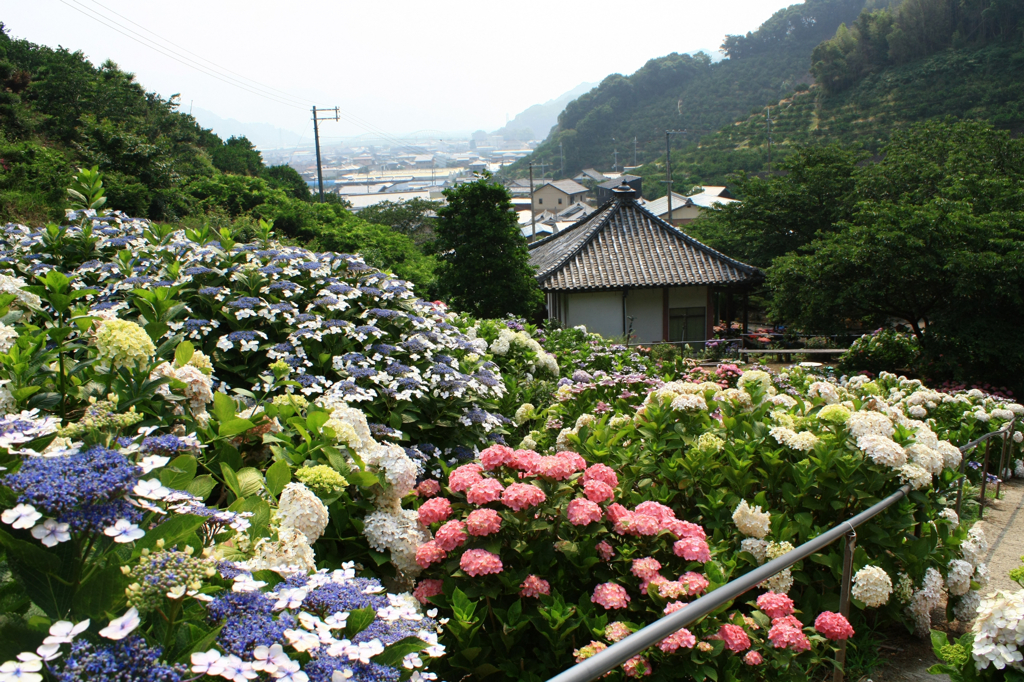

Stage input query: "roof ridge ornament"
[{"left": 611, "top": 180, "right": 636, "bottom": 200}]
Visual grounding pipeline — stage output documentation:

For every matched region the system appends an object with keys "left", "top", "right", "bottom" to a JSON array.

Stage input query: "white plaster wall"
[
  {"left": 625, "top": 288, "right": 663, "bottom": 344},
  {"left": 565, "top": 291, "right": 623, "bottom": 340}
]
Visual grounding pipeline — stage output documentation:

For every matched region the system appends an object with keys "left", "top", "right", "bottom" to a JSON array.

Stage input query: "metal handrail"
[
  {"left": 548, "top": 418, "right": 1020, "bottom": 682},
  {"left": 546, "top": 485, "right": 912, "bottom": 682}
]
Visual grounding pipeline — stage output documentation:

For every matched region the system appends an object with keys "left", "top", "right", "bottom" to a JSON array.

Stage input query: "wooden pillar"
[
  {"left": 662, "top": 287, "right": 669, "bottom": 342},
  {"left": 705, "top": 287, "right": 714, "bottom": 345},
  {"left": 742, "top": 291, "right": 749, "bottom": 336},
  {"left": 726, "top": 292, "right": 734, "bottom": 333}
]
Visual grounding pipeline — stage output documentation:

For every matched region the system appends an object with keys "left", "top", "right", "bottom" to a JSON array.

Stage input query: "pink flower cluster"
[
  {"left": 673, "top": 537, "right": 712, "bottom": 563},
  {"left": 567, "top": 498, "right": 603, "bottom": 526},
  {"left": 417, "top": 497, "right": 452, "bottom": 526},
  {"left": 520, "top": 574, "right": 551, "bottom": 598},
  {"left": 605, "top": 622, "right": 633, "bottom": 642},
  {"left": 622, "top": 656, "right": 651, "bottom": 678},
  {"left": 413, "top": 579, "right": 443, "bottom": 605},
  {"left": 466, "top": 478, "right": 504, "bottom": 505},
  {"left": 582, "top": 463, "right": 618, "bottom": 488},
  {"left": 460, "top": 548, "right": 503, "bottom": 577},
  {"left": 631, "top": 557, "right": 663, "bottom": 581},
  {"left": 592, "top": 582, "right": 631, "bottom": 610},
  {"left": 664, "top": 601, "right": 687, "bottom": 615},
  {"left": 768, "top": 615, "right": 810, "bottom": 653},
  {"left": 415, "top": 540, "right": 446, "bottom": 569},
  {"left": 756, "top": 591, "right": 795, "bottom": 620},
  {"left": 465, "top": 508, "right": 501, "bottom": 536},
  {"left": 657, "top": 572, "right": 709, "bottom": 599},
  {"left": 596, "top": 541, "right": 615, "bottom": 561},
  {"left": 583, "top": 479, "right": 615, "bottom": 503},
  {"left": 714, "top": 624, "right": 751, "bottom": 652},
  {"left": 435, "top": 520, "right": 467, "bottom": 551},
  {"left": 502, "top": 483, "right": 546, "bottom": 512},
  {"left": 814, "top": 611, "right": 854, "bottom": 640},
  {"left": 416, "top": 479, "right": 440, "bottom": 498},
  {"left": 449, "top": 463, "right": 484, "bottom": 492},
  {"left": 743, "top": 651, "right": 763, "bottom": 666},
  {"left": 478, "top": 445, "right": 587, "bottom": 480},
  {"left": 658, "top": 628, "right": 696, "bottom": 652},
  {"left": 603, "top": 499, "right": 708, "bottom": 564}
]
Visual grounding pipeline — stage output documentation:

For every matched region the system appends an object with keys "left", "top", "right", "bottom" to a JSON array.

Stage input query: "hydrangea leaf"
[
  {"left": 264, "top": 460, "right": 291, "bottom": 498},
  {"left": 371, "top": 635, "right": 428, "bottom": 667},
  {"left": 343, "top": 606, "right": 376, "bottom": 638},
  {"left": 159, "top": 455, "right": 197, "bottom": 491}
]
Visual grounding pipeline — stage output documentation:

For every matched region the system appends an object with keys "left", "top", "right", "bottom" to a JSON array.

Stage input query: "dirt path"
[{"left": 865, "top": 479, "right": 1024, "bottom": 681}]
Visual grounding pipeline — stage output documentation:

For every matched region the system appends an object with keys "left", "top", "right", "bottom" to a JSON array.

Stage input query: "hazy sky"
[{"left": 4, "top": 0, "right": 797, "bottom": 140}]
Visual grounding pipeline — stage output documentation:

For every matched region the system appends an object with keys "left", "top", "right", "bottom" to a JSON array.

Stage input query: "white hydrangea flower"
[
  {"left": 514, "top": 403, "right": 535, "bottom": 426},
  {"left": 954, "top": 589, "right": 981, "bottom": 622},
  {"left": 895, "top": 572, "right": 914, "bottom": 604},
  {"left": 898, "top": 462, "right": 932, "bottom": 490},
  {"left": 761, "top": 541, "right": 795, "bottom": 594},
  {"left": 278, "top": 482, "right": 329, "bottom": 544},
  {"left": 670, "top": 393, "right": 707, "bottom": 412},
  {"left": 766, "top": 394, "right": 797, "bottom": 409},
  {"left": 851, "top": 565, "right": 893, "bottom": 608},
  {"left": 732, "top": 500, "right": 771, "bottom": 539},
  {"left": 962, "top": 525, "right": 988, "bottom": 567},
  {"left": 739, "top": 538, "right": 768, "bottom": 564},
  {"left": 857, "top": 435, "right": 907, "bottom": 468},
  {"left": 972, "top": 590, "right": 1024, "bottom": 670},
  {"left": 907, "top": 444, "right": 943, "bottom": 476},
  {"left": 946, "top": 559, "right": 974, "bottom": 597},
  {"left": 939, "top": 508, "right": 959, "bottom": 527},
  {"left": 935, "top": 440, "right": 963, "bottom": 470},
  {"left": 737, "top": 370, "right": 772, "bottom": 396},
  {"left": 362, "top": 508, "right": 430, "bottom": 577},
  {"left": 975, "top": 563, "right": 990, "bottom": 589},
  {"left": 847, "top": 411, "right": 895, "bottom": 439},
  {"left": 807, "top": 381, "right": 840, "bottom": 404},
  {"left": 249, "top": 527, "right": 316, "bottom": 576}
]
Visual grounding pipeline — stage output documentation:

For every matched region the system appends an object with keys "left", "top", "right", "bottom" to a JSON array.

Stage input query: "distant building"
[
  {"left": 595, "top": 174, "right": 642, "bottom": 204},
  {"left": 573, "top": 168, "right": 608, "bottom": 184},
  {"left": 643, "top": 186, "right": 739, "bottom": 226},
  {"left": 529, "top": 182, "right": 760, "bottom": 345},
  {"left": 532, "top": 179, "right": 588, "bottom": 213}
]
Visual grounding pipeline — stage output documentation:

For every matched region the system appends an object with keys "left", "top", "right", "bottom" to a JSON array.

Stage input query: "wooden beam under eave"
[{"left": 662, "top": 287, "right": 669, "bottom": 342}]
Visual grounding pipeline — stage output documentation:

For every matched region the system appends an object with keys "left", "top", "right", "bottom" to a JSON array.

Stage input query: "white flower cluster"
[
  {"left": 961, "top": 526, "right": 988, "bottom": 567},
  {"left": 946, "top": 559, "right": 974, "bottom": 597},
  {"left": 739, "top": 538, "right": 768, "bottom": 564},
  {"left": 851, "top": 565, "right": 893, "bottom": 608},
  {"left": 151, "top": 353, "right": 215, "bottom": 423},
  {"left": 732, "top": 500, "right": 771, "bottom": 539},
  {"left": 972, "top": 590, "right": 1024, "bottom": 670},
  {"left": 898, "top": 462, "right": 933, "bottom": 490},
  {"left": 939, "top": 507, "right": 960, "bottom": 527},
  {"left": 807, "top": 381, "right": 841, "bottom": 404},
  {"left": 514, "top": 403, "right": 535, "bottom": 426},
  {"left": 248, "top": 482, "right": 329, "bottom": 576},
  {"left": 0, "top": 273, "right": 41, "bottom": 311},
  {"left": 955, "top": 589, "right": 981, "bottom": 622},
  {"left": 847, "top": 411, "right": 895, "bottom": 439},
  {"left": 857, "top": 434, "right": 907, "bottom": 468},
  {"left": 907, "top": 567, "right": 944, "bottom": 635},
  {"left": 670, "top": 393, "right": 707, "bottom": 413},
  {"left": 737, "top": 370, "right": 772, "bottom": 397},
  {"left": 762, "top": 541, "right": 795, "bottom": 594},
  {"left": 278, "top": 483, "right": 329, "bottom": 544},
  {"left": 769, "top": 426, "right": 819, "bottom": 452}
]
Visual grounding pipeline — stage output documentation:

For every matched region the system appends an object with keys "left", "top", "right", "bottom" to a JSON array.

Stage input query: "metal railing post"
[
  {"left": 954, "top": 452, "right": 968, "bottom": 517},
  {"left": 996, "top": 423, "right": 1015, "bottom": 499},
  {"left": 833, "top": 529, "right": 857, "bottom": 682},
  {"left": 979, "top": 440, "right": 995, "bottom": 518}
]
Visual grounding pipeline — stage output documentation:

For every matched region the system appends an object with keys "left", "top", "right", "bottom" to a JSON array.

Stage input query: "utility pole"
[
  {"left": 528, "top": 162, "right": 548, "bottom": 241},
  {"left": 312, "top": 106, "right": 339, "bottom": 203},
  {"left": 559, "top": 142, "right": 564, "bottom": 177},
  {"left": 663, "top": 131, "right": 684, "bottom": 224},
  {"left": 633, "top": 136, "right": 637, "bottom": 167},
  {"left": 766, "top": 106, "right": 773, "bottom": 175},
  {"left": 613, "top": 149, "right": 618, "bottom": 172}
]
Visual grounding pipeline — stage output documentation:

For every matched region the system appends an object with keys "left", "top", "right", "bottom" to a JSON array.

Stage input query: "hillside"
[
  {"left": 490, "top": 81, "right": 597, "bottom": 142},
  {"left": 633, "top": 0, "right": 1024, "bottom": 195},
  {"left": 501, "top": 0, "right": 868, "bottom": 180}
]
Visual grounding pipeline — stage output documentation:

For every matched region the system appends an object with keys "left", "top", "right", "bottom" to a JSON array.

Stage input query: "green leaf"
[
  {"left": 306, "top": 410, "right": 330, "bottom": 433},
  {"left": 265, "top": 460, "right": 291, "bottom": 497},
  {"left": 212, "top": 393, "right": 236, "bottom": 423},
  {"left": 159, "top": 455, "right": 197, "bottom": 490},
  {"left": 186, "top": 475, "right": 216, "bottom": 501},
  {"left": 372, "top": 636, "right": 428, "bottom": 667},
  {"left": 133, "top": 514, "right": 207, "bottom": 557},
  {"left": 236, "top": 467, "right": 265, "bottom": 497},
  {"left": 72, "top": 564, "right": 127, "bottom": 619},
  {"left": 452, "top": 587, "right": 477, "bottom": 621},
  {"left": 931, "top": 629, "right": 950, "bottom": 661},
  {"left": 347, "top": 470, "right": 380, "bottom": 488},
  {"left": 220, "top": 463, "right": 241, "bottom": 498},
  {"left": 177, "top": 624, "right": 223, "bottom": 664},
  {"left": 175, "top": 340, "right": 195, "bottom": 367},
  {"left": 0, "top": 527, "right": 59, "bottom": 573},
  {"left": 236, "top": 497, "right": 271, "bottom": 538},
  {"left": 219, "top": 418, "right": 255, "bottom": 438},
  {"left": 345, "top": 607, "right": 376, "bottom": 638}
]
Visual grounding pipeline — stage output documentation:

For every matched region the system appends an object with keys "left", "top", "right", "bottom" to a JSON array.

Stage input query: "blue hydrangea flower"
[{"left": 56, "top": 635, "right": 186, "bottom": 682}]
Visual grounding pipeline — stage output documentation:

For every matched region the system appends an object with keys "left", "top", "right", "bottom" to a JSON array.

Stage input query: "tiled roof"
[
  {"left": 597, "top": 174, "right": 640, "bottom": 189},
  {"left": 528, "top": 192, "right": 760, "bottom": 291},
  {"left": 541, "top": 179, "right": 588, "bottom": 195}
]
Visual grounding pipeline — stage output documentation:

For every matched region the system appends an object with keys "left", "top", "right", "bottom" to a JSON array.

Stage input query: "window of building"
[
  {"left": 538, "top": 198, "right": 543, "bottom": 205},
  {"left": 669, "top": 307, "right": 706, "bottom": 343},
  {"left": 558, "top": 198, "right": 563, "bottom": 204}
]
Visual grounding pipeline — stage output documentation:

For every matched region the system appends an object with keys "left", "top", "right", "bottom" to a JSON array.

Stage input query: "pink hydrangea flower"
[
  {"left": 583, "top": 480, "right": 615, "bottom": 504},
  {"left": 434, "top": 519, "right": 468, "bottom": 551},
  {"left": 634, "top": 501, "right": 675, "bottom": 523},
  {"left": 658, "top": 628, "right": 696, "bottom": 652},
  {"left": 555, "top": 451, "right": 587, "bottom": 472},
  {"left": 679, "top": 572, "right": 710, "bottom": 596},
  {"left": 511, "top": 449, "right": 541, "bottom": 472},
  {"left": 520, "top": 574, "right": 551, "bottom": 598},
  {"left": 814, "top": 611, "right": 854, "bottom": 640},
  {"left": 583, "top": 463, "right": 618, "bottom": 488},
  {"left": 743, "top": 651, "right": 763, "bottom": 666},
  {"left": 415, "top": 540, "right": 446, "bottom": 569},
  {"left": 567, "top": 498, "right": 603, "bottom": 526},
  {"left": 449, "top": 464, "right": 484, "bottom": 492},
  {"left": 674, "top": 537, "right": 711, "bottom": 563},
  {"left": 604, "top": 622, "right": 633, "bottom": 642},
  {"left": 631, "top": 557, "right": 663, "bottom": 581},
  {"left": 573, "top": 641, "right": 607, "bottom": 663},
  {"left": 657, "top": 581, "right": 688, "bottom": 599},
  {"left": 413, "top": 579, "right": 443, "bottom": 604},
  {"left": 535, "top": 455, "right": 575, "bottom": 480},
  {"left": 416, "top": 479, "right": 441, "bottom": 498},
  {"left": 417, "top": 497, "right": 452, "bottom": 526},
  {"left": 664, "top": 601, "right": 687, "bottom": 615},
  {"left": 592, "top": 582, "right": 631, "bottom": 610},
  {"left": 622, "top": 656, "right": 651, "bottom": 678},
  {"left": 632, "top": 514, "right": 661, "bottom": 536},
  {"left": 605, "top": 503, "right": 630, "bottom": 524},
  {"left": 715, "top": 624, "right": 751, "bottom": 652},
  {"left": 480, "top": 444, "right": 515, "bottom": 470},
  {"left": 465, "top": 508, "right": 502, "bottom": 536},
  {"left": 596, "top": 541, "right": 615, "bottom": 561},
  {"left": 460, "top": 548, "right": 503, "bottom": 577},
  {"left": 466, "top": 478, "right": 504, "bottom": 505},
  {"left": 664, "top": 519, "right": 706, "bottom": 540},
  {"left": 768, "top": 617, "right": 811, "bottom": 652},
  {"left": 756, "top": 592, "right": 795, "bottom": 620},
  {"left": 502, "top": 483, "right": 546, "bottom": 512}
]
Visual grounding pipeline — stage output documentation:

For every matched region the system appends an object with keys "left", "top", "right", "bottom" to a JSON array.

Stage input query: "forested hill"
[
  {"left": 500, "top": 0, "right": 870, "bottom": 180},
  {"left": 631, "top": 0, "right": 1024, "bottom": 197}
]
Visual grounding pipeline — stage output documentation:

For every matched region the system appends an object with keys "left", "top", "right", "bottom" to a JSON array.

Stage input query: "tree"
[
  {"left": 688, "top": 143, "right": 867, "bottom": 269},
  {"left": 358, "top": 198, "right": 440, "bottom": 247},
  {"left": 211, "top": 136, "right": 263, "bottom": 176},
  {"left": 434, "top": 175, "right": 543, "bottom": 318},
  {"left": 261, "top": 164, "right": 310, "bottom": 201},
  {"left": 768, "top": 119, "right": 1024, "bottom": 390}
]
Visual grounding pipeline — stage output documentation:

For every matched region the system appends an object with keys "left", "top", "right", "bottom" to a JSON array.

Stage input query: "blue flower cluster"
[
  {"left": 208, "top": 590, "right": 296, "bottom": 657},
  {"left": 55, "top": 636, "right": 186, "bottom": 682}
]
